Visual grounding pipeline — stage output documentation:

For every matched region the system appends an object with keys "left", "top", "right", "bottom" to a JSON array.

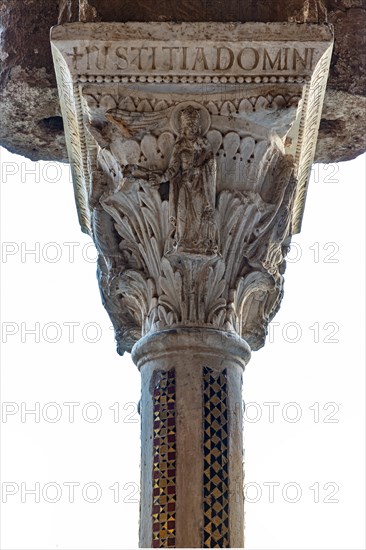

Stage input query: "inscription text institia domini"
[{"left": 66, "top": 43, "right": 316, "bottom": 74}]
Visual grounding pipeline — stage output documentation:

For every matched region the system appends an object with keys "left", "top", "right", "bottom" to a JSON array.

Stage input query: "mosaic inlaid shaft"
[{"left": 132, "top": 328, "right": 250, "bottom": 548}]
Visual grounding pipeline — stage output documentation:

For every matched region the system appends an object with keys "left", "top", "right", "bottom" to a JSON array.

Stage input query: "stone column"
[
  {"left": 133, "top": 329, "right": 250, "bottom": 547},
  {"left": 50, "top": 21, "right": 333, "bottom": 548}
]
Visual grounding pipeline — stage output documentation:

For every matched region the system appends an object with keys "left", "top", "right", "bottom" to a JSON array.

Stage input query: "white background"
[{"left": 0, "top": 147, "right": 365, "bottom": 549}]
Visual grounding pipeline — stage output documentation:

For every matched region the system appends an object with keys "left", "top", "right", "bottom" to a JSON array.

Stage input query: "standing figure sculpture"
[{"left": 162, "top": 105, "right": 218, "bottom": 256}]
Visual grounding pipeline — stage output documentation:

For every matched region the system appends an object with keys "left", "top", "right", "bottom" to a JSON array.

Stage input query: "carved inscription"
[{"left": 66, "top": 44, "right": 316, "bottom": 74}]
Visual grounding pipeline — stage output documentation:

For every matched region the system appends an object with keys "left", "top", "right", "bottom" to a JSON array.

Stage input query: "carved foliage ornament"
[{"left": 86, "top": 95, "right": 296, "bottom": 354}]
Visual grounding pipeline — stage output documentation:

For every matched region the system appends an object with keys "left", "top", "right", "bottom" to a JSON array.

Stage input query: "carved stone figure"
[{"left": 162, "top": 105, "right": 218, "bottom": 256}]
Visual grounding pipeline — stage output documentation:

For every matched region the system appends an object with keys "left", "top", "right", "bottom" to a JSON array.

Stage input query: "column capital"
[{"left": 51, "top": 22, "right": 333, "bottom": 355}]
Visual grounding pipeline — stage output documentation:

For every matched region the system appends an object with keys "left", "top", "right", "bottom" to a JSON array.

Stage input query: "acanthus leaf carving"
[
  {"left": 229, "top": 271, "right": 279, "bottom": 351},
  {"left": 85, "top": 94, "right": 310, "bottom": 353}
]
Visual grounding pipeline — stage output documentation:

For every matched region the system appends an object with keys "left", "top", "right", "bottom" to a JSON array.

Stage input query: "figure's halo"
[{"left": 171, "top": 101, "right": 211, "bottom": 135}]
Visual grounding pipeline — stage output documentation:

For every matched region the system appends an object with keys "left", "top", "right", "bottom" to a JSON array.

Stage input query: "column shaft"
[{"left": 133, "top": 329, "right": 250, "bottom": 548}]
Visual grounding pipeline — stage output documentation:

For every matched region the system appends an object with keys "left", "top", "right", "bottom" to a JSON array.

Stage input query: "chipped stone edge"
[{"left": 291, "top": 42, "right": 333, "bottom": 233}]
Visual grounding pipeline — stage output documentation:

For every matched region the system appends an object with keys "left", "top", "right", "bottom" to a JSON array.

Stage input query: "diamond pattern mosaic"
[
  {"left": 202, "top": 367, "right": 230, "bottom": 548},
  {"left": 152, "top": 369, "right": 176, "bottom": 548}
]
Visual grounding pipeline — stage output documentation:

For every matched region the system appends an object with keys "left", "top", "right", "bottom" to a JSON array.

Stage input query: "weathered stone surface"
[
  {"left": 326, "top": 5, "right": 366, "bottom": 96},
  {"left": 314, "top": 3, "right": 366, "bottom": 162},
  {"left": 0, "top": 1, "right": 365, "bottom": 163},
  {"left": 316, "top": 90, "right": 366, "bottom": 162},
  {"left": 74, "top": 0, "right": 326, "bottom": 23},
  {"left": 0, "top": 0, "right": 67, "bottom": 161}
]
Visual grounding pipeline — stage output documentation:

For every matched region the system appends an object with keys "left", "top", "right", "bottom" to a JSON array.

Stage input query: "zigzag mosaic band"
[
  {"left": 203, "top": 367, "right": 230, "bottom": 548},
  {"left": 152, "top": 369, "right": 177, "bottom": 547}
]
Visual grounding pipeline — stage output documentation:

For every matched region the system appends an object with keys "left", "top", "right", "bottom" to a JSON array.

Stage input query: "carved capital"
[{"left": 51, "top": 22, "right": 333, "bottom": 354}]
